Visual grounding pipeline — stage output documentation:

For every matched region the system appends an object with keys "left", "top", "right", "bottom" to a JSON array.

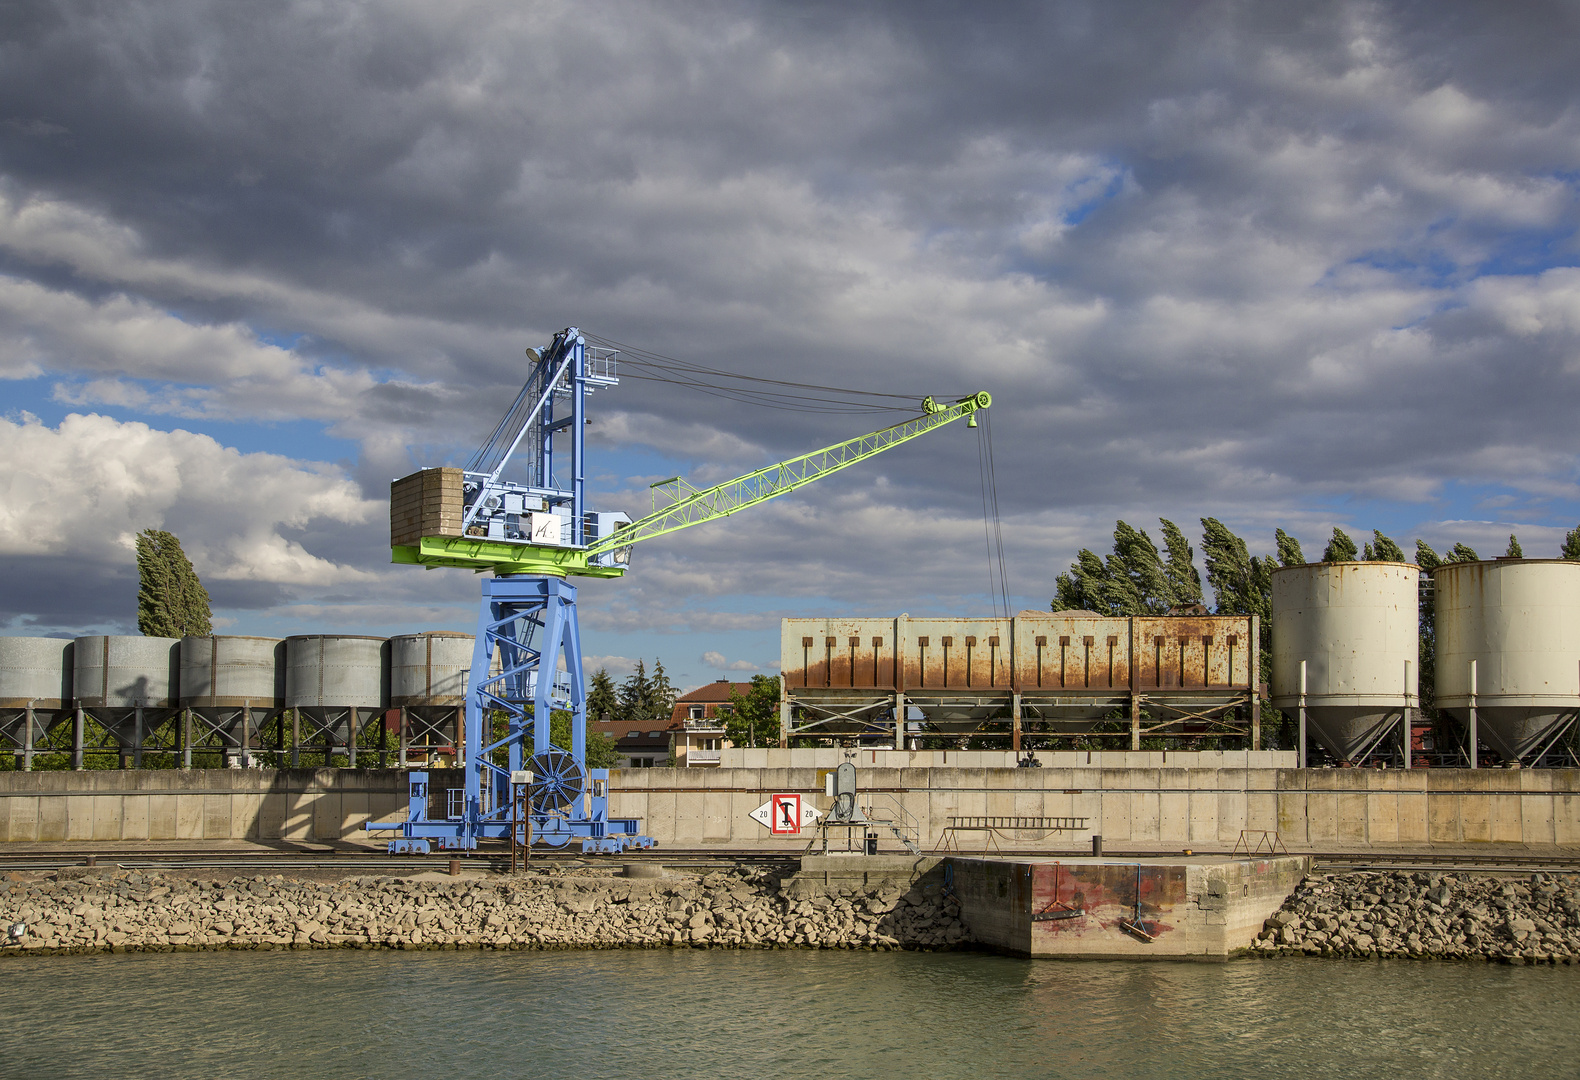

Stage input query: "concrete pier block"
[{"left": 951, "top": 854, "right": 1310, "bottom": 960}]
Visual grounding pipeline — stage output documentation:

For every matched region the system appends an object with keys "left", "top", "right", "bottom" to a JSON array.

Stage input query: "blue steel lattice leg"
[{"left": 371, "top": 571, "right": 650, "bottom": 852}]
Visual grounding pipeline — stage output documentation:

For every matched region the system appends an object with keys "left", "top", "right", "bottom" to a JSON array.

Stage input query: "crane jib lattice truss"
[{"left": 372, "top": 326, "right": 990, "bottom": 853}]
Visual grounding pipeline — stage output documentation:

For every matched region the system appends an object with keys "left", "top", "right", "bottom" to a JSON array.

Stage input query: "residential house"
[{"left": 669, "top": 680, "right": 751, "bottom": 767}]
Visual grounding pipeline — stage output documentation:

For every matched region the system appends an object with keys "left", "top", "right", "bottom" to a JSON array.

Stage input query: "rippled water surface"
[{"left": 2, "top": 950, "right": 1576, "bottom": 1079}]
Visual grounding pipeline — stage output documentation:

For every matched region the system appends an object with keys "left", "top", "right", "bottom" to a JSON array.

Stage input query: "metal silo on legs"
[
  {"left": 178, "top": 636, "right": 284, "bottom": 768},
  {"left": 388, "top": 632, "right": 473, "bottom": 767},
  {"left": 1434, "top": 559, "right": 1580, "bottom": 767},
  {"left": 0, "top": 637, "right": 73, "bottom": 770},
  {"left": 71, "top": 635, "right": 181, "bottom": 768},
  {"left": 284, "top": 636, "right": 388, "bottom": 767},
  {"left": 1272, "top": 562, "right": 1420, "bottom": 767}
]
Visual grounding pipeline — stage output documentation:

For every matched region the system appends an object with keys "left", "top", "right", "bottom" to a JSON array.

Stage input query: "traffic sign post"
[{"left": 750, "top": 794, "right": 821, "bottom": 835}]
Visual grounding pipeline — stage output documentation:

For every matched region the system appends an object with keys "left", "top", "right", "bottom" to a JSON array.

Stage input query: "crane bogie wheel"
[{"left": 532, "top": 816, "right": 574, "bottom": 847}]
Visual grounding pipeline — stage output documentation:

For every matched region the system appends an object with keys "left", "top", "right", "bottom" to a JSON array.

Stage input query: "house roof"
[{"left": 675, "top": 679, "right": 753, "bottom": 703}]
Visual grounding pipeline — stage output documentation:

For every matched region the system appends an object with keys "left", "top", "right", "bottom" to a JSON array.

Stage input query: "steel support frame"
[{"left": 371, "top": 574, "right": 653, "bottom": 854}]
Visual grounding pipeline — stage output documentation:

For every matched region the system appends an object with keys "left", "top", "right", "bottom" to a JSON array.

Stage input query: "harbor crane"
[{"left": 371, "top": 327, "right": 990, "bottom": 853}]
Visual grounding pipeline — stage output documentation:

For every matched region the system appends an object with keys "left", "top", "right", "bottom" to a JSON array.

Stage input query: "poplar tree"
[
  {"left": 1053, "top": 548, "right": 1111, "bottom": 613},
  {"left": 1275, "top": 528, "right": 1304, "bottom": 567},
  {"left": 1562, "top": 526, "right": 1580, "bottom": 560},
  {"left": 1504, "top": 534, "right": 1523, "bottom": 559},
  {"left": 1106, "top": 521, "right": 1168, "bottom": 615},
  {"left": 135, "top": 529, "right": 212, "bottom": 637},
  {"left": 1370, "top": 531, "right": 1406, "bottom": 562},
  {"left": 1160, "top": 518, "right": 1203, "bottom": 606},
  {"left": 1323, "top": 528, "right": 1359, "bottom": 563},
  {"left": 1449, "top": 542, "right": 1479, "bottom": 563}
]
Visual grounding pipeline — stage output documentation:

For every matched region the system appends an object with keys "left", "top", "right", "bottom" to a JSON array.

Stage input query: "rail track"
[{"left": 1, "top": 845, "right": 1576, "bottom": 875}]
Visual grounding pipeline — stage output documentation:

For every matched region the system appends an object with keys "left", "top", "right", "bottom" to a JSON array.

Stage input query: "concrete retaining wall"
[
  {"left": 0, "top": 770, "right": 408, "bottom": 843},
  {"left": 950, "top": 855, "right": 1310, "bottom": 959},
  {"left": 0, "top": 766, "right": 1577, "bottom": 848}
]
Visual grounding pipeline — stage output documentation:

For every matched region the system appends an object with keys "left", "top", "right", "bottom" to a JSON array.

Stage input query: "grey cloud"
[{"left": 0, "top": 0, "right": 1577, "bottom": 634}]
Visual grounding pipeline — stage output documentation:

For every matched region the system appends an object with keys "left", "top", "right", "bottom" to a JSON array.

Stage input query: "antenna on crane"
[{"left": 372, "top": 327, "right": 990, "bottom": 855}]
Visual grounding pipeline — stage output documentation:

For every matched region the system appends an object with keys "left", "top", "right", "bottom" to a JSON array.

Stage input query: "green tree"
[
  {"left": 1107, "top": 520, "right": 1169, "bottom": 615},
  {"left": 1199, "top": 518, "right": 1272, "bottom": 620},
  {"left": 618, "top": 660, "right": 652, "bottom": 726},
  {"left": 1504, "top": 534, "right": 1523, "bottom": 559},
  {"left": 1448, "top": 542, "right": 1479, "bottom": 563},
  {"left": 586, "top": 668, "right": 619, "bottom": 725},
  {"left": 1370, "top": 531, "right": 1406, "bottom": 562},
  {"left": 1053, "top": 548, "right": 1110, "bottom": 612},
  {"left": 1323, "top": 528, "right": 1359, "bottom": 563},
  {"left": 548, "top": 709, "right": 618, "bottom": 769},
  {"left": 1562, "top": 526, "right": 1580, "bottom": 560},
  {"left": 723, "top": 674, "right": 780, "bottom": 748},
  {"left": 1275, "top": 528, "right": 1304, "bottom": 567},
  {"left": 135, "top": 529, "right": 212, "bottom": 637},
  {"left": 648, "top": 658, "right": 677, "bottom": 726},
  {"left": 1159, "top": 518, "right": 1203, "bottom": 606}
]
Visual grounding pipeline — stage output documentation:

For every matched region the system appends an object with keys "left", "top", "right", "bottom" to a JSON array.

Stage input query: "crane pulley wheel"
[{"left": 527, "top": 749, "right": 586, "bottom": 814}]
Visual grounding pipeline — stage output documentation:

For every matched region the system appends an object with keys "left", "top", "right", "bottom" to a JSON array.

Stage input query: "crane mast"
[{"left": 373, "top": 326, "right": 990, "bottom": 854}]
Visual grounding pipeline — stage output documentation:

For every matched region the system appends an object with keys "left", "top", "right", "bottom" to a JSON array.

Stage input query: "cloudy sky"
[{"left": 2, "top": 1, "right": 1577, "bottom": 689}]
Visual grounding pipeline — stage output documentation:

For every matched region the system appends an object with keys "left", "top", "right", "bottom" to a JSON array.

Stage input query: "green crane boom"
[{"left": 394, "top": 391, "right": 990, "bottom": 577}]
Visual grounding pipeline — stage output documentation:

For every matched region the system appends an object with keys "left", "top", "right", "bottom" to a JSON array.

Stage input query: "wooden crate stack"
[{"left": 391, "top": 468, "right": 465, "bottom": 547}]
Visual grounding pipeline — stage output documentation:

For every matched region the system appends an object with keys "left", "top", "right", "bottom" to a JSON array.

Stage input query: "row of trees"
[
  {"left": 1055, "top": 519, "right": 1580, "bottom": 623},
  {"left": 1050, "top": 518, "right": 1580, "bottom": 755}
]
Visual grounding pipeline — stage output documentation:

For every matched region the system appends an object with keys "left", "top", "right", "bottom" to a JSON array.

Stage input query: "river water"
[{"left": 2, "top": 949, "right": 1575, "bottom": 1079}]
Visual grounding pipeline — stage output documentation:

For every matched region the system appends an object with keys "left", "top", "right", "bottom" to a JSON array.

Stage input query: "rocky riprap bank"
[
  {"left": 1252, "top": 870, "right": 1580, "bottom": 963},
  {"left": 0, "top": 867, "right": 968, "bottom": 955}
]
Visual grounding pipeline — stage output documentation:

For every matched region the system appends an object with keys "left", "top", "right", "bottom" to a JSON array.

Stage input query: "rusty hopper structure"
[{"left": 779, "top": 610, "right": 1261, "bottom": 750}]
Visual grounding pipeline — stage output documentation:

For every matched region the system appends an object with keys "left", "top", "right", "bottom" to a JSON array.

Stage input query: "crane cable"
[
  {"left": 977, "top": 410, "right": 1012, "bottom": 621},
  {"left": 582, "top": 332, "right": 972, "bottom": 416}
]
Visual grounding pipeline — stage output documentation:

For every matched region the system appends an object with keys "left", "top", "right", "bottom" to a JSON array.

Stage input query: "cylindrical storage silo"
[
  {"left": 1272, "top": 562, "right": 1419, "bottom": 763},
  {"left": 388, "top": 631, "right": 473, "bottom": 766},
  {"left": 72, "top": 635, "right": 180, "bottom": 764},
  {"left": 179, "top": 636, "right": 285, "bottom": 766},
  {"left": 0, "top": 637, "right": 74, "bottom": 767},
  {"left": 284, "top": 635, "right": 387, "bottom": 765},
  {"left": 1434, "top": 559, "right": 1580, "bottom": 764}
]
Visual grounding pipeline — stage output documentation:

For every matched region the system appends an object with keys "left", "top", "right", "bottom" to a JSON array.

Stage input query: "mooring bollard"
[
  {"left": 449, "top": 858, "right": 461, "bottom": 877},
  {"left": 1091, "top": 834, "right": 1103, "bottom": 858},
  {"left": 84, "top": 855, "right": 96, "bottom": 868}
]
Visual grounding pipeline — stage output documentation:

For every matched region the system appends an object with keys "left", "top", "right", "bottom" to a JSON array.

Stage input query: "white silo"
[
  {"left": 0, "top": 637, "right": 73, "bottom": 770},
  {"left": 1272, "top": 562, "right": 1420, "bottom": 766},
  {"left": 1434, "top": 559, "right": 1580, "bottom": 765}
]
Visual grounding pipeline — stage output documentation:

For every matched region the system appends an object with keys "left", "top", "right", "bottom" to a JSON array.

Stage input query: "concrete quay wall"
[
  {"left": 950, "top": 855, "right": 1310, "bottom": 959},
  {"left": 0, "top": 765, "right": 1578, "bottom": 848}
]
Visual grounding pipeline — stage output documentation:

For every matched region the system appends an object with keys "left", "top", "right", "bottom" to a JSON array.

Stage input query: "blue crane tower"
[{"left": 370, "top": 327, "right": 990, "bottom": 853}]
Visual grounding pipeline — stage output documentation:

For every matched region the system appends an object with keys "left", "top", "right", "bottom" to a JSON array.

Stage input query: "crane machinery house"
[{"left": 374, "top": 326, "right": 990, "bottom": 854}]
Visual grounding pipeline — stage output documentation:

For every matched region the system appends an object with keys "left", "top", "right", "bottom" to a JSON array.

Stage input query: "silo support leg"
[
  {"left": 1129, "top": 694, "right": 1141, "bottom": 752},
  {"left": 133, "top": 707, "right": 142, "bottom": 769},
  {"left": 348, "top": 707, "right": 358, "bottom": 768},
  {"left": 23, "top": 703, "right": 33, "bottom": 772},
  {"left": 1011, "top": 692, "right": 1021, "bottom": 753},
  {"left": 1401, "top": 706, "right": 1411, "bottom": 770},
  {"left": 1250, "top": 695, "right": 1261, "bottom": 752},
  {"left": 182, "top": 709, "right": 192, "bottom": 769}
]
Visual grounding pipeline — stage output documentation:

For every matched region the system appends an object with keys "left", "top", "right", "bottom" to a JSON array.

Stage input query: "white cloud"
[
  {"left": 701, "top": 650, "right": 761, "bottom": 672},
  {"left": 0, "top": 412, "right": 378, "bottom": 585}
]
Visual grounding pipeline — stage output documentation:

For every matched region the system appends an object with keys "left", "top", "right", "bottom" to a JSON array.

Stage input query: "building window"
[
  {"left": 647, "top": 731, "right": 662, "bottom": 739},
  {"left": 688, "top": 705, "right": 704, "bottom": 719}
]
